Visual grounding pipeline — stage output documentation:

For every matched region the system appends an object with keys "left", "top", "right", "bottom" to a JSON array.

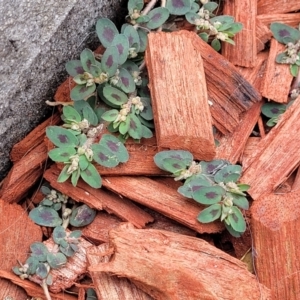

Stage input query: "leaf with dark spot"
[{"left": 96, "top": 18, "right": 119, "bottom": 48}]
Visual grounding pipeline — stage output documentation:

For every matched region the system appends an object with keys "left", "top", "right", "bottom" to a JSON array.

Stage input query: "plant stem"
[
  {"left": 41, "top": 279, "right": 52, "bottom": 300},
  {"left": 141, "top": 0, "right": 158, "bottom": 16},
  {"left": 138, "top": 60, "right": 146, "bottom": 71}
]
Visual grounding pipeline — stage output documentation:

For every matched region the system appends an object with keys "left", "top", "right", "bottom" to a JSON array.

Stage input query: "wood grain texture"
[
  {"left": 260, "top": 39, "right": 293, "bottom": 103},
  {"left": 222, "top": 0, "right": 257, "bottom": 67},
  {"left": 89, "top": 224, "right": 271, "bottom": 300},
  {"left": 0, "top": 142, "right": 48, "bottom": 203},
  {"left": 88, "top": 243, "right": 154, "bottom": 300},
  {"left": 256, "top": 19, "right": 272, "bottom": 53},
  {"left": 145, "top": 31, "right": 216, "bottom": 160},
  {"left": 102, "top": 176, "right": 224, "bottom": 234},
  {"left": 44, "top": 165, "right": 154, "bottom": 228},
  {"left": 257, "top": 13, "right": 300, "bottom": 27},
  {"left": 240, "top": 95, "right": 300, "bottom": 199},
  {"left": 193, "top": 31, "right": 261, "bottom": 134},
  {"left": 0, "top": 270, "right": 77, "bottom": 300},
  {"left": 216, "top": 52, "right": 267, "bottom": 163},
  {"left": 258, "top": 0, "right": 300, "bottom": 14},
  {"left": 10, "top": 112, "right": 61, "bottom": 162},
  {"left": 251, "top": 192, "right": 300, "bottom": 299}
]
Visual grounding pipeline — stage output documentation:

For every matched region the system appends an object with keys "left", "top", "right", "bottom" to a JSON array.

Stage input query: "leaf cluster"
[
  {"left": 154, "top": 150, "right": 250, "bottom": 237},
  {"left": 29, "top": 185, "right": 96, "bottom": 228},
  {"left": 261, "top": 100, "right": 294, "bottom": 127},
  {"left": 270, "top": 22, "right": 300, "bottom": 77},
  {"left": 46, "top": 105, "right": 129, "bottom": 188}
]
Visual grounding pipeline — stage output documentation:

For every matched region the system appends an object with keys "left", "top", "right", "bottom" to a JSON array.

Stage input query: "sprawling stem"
[
  {"left": 141, "top": 0, "right": 158, "bottom": 16},
  {"left": 41, "top": 279, "right": 52, "bottom": 300}
]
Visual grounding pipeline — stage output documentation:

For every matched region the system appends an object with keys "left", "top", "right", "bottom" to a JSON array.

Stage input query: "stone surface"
[{"left": 0, "top": 0, "right": 123, "bottom": 180}]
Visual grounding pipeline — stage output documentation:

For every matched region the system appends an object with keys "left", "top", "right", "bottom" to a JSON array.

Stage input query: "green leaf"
[
  {"left": 141, "top": 125, "right": 153, "bottom": 138},
  {"left": 46, "top": 126, "right": 78, "bottom": 148},
  {"left": 99, "top": 134, "right": 129, "bottom": 163},
  {"left": 230, "top": 194, "right": 249, "bottom": 210},
  {"left": 80, "top": 163, "right": 102, "bottom": 188},
  {"left": 96, "top": 18, "right": 119, "bottom": 48},
  {"left": 29, "top": 207, "right": 62, "bottom": 227},
  {"left": 25, "top": 257, "right": 39, "bottom": 275},
  {"left": 211, "top": 38, "right": 221, "bottom": 52},
  {"left": 128, "top": 113, "right": 143, "bottom": 139},
  {"left": 162, "top": 158, "right": 187, "bottom": 174},
  {"left": 119, "top": 116, "right": 131, "bottom": 135},
  {"left": 214, "top": 165, "right": 242, "bottom": 183},
  {"left": 178, "top": 176, "right": 212, "bottom": 198},
  {"left": 80, "top": 48, "right": 101, "bottom": 77},
  {"left": 270, "top": 22, "right": 300, "bottom": 44},
  {"left": 101, "top": 46, "right": 119, "bottom": 77},
  {"left": 290, "top": 64, "right": 299, "bottom": 77},
  {"left": 121, "top": 60, "right": 140, "bottom": 74},
  {"left": 140, "top": 97, "right": 153, "bottom": 120},
  {"left": 111, "top": 34, "right": 130, "bottom": 65},
  {"left": 137, "top": 28, "right": 148, "bottom": 52},
  {"left": 12, "top": 266, "right": 22, "bottom": 276},
  {"left": 203, "top": 1, "right": 218, "bottom": 12},
  {"left": 227, "top": 206, "right": 246, "bottom": 232},
  {"left": 128, "top": 0, "right": 144, "bottom": 11},
  {"left": 59, "top": 244, "right": 75, "bottom": 257},
  {"left": 237, "top": 183, "right": 250, "bottom": 192},
  {"left": 65, "top": 60, "right": 84, "bottom": 77},
  {"left": 57, "top": 165, "right": 72, "bottom": 183},
  {"left": 30, "top": 242, "right": 49, "bottom": 262},
  {"left": 197, "top": 204, "right": 222, "bottom": 223},
  {"left": 103, "top": 85, "right": 128, "bottom": 106},
  {"left": 117, "top": 68, "right": 136, "bottom": 93},
  {"left": 226, "top": 22, "right": 243, "bottom": 34},
  {"left": 69, "top": 230, "right": 82, "bottom": 238},
  {"left": 46, "top": 274, "right": 53, "bottom": 286},
  {"left": 275, "top": 52, "right": 288, "bottom": 64},
  {"left": 200, "top": 160, "right": 229, "bottom": 177},
  {"left": 210, "top": 15, "right": 234, "bottom": 25},
  {"left": 63, "top": 106, "right": 82, "bottom": 123},
  {"left": 91, "top": 144, "right": 119, "bottom": 167},
  {"left": 36, "top": 263, "right": 48, "bottom": 279},
  {"left": 190, "top": 2, "right": 199, "bottom": 13},
  {"left": 70, "top": 204, "right": 96, "bottom": 227},
  {"left": 199, "top": 32, "right": 209, "bottom": 42},
  {"left": 185, "top": 12, "right": 200, "bottom": 25},
  {"left": 261, "top": 102, "right": 286, "bottom": 118},
  {"left": 225, "top": 222, "right": 243, "bottom": 237},
  {"left": 70, "top": 84, "right": 96, "bottom": 101},
  {"left": 71, "top": 168, "right": 81, "bottom": 186},
  {"left": 154, "top": 150, "right": 193, "bottom": 171},
  {"left": 166, "top": 0, "right": 191, "bottom": 15},
  {"left": 146, "top": 7, "right": 170, "bottom": 29},
  {"left": 53, "top": 226, "right": 66, "bottom": 245},
  {"left": 123, "top": 25, "right": 140, "bottom": 51},
  {"left": 136, "top": 15, "right": 150, "bottom": 24},
  {"left": 82, "top": 105, "right": 98, "bottom": 126},
  {"left": 48, "top": 147, "right": 76, "bottom": 163},
  {"left": 192, "top": 186, "right": 226, "bottom": 205},
  {"left": 47, "top": 253, "right": 67, "bottom": 269},
  {"left": 40, "top": 185, "right": 51, "bottom": 195},
  {"left": 101, "top": 109, "right": 119, "bottom": 122}
]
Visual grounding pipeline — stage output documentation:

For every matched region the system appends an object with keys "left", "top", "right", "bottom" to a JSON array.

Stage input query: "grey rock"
[{"left": 0, "top": 0, "right": 123, "bottom": 180}]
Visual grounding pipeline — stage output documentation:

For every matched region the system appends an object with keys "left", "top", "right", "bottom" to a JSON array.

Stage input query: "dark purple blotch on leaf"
[
  {"left": 79, "top": 86, "right": 88, "bottom": 93},
  {"left": 103, "top": 27, "right": 115, "bottom": 43},
  {"left": 76, "top": 207, "right": 94, "bottom": 223},
  {"left": 40, "top": 211, "right": 55, "bottom": 223},
  {"left": 210, "top": 208, "right": 220, "bottom": 217},
  {"left": 107, "top": 140, "right": 119, "bottom": 152},
  {"left": 172, "top": 163, "right": 182, "bottom": 169},
  {"left": 117, "top": 44, "right": 124, "bottom": 55},
  {"left": 98, "top": 152, "right": 109, "bottom": 161},
  {"left": 130, "top": 119, "right": 137, "bottom": 130},
  {"left": 151, "top": 13, "right": 162, "bottom": 22},
  {"left": 205, "top": 192, "right": 217, "bottom": 199},
  {"left": 58, "top": 134, "right": 68, "bottom": 144},
  {"left": 279, "top": 29, "right": 291, "bottom": 38},
  {"left": 270, "top": 108, "right": 280, "bottom": 114},
  {"left": 112, "top": 93, "right": 121, "bottom": 102},
  {"left": 86, "top": 59, "right": 92, "bottom": 69},
  {"left": 172, "top": 0, "right": 185, "bottom": 8},
  {"left": 121, "top": 76, "right": 130, "bottom": 87},
  {"left": 231, "top": 213, "right": 238, "bottom": 223},
  {"left": 75, "top": 66, "right": 84, "bottom": 74},
  {"left": 105, "top": 55, "right": 114, "bottom": 68}
]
